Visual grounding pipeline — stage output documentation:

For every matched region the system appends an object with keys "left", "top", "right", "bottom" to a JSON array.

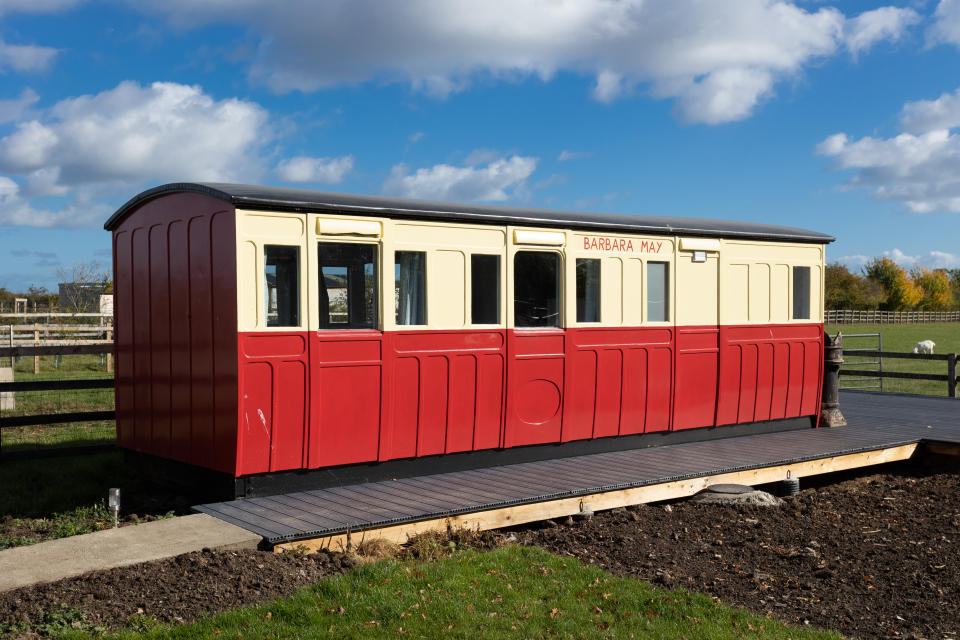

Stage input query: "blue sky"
[{"left": 1, "top": 0, "right": 959, "bottom": 291}]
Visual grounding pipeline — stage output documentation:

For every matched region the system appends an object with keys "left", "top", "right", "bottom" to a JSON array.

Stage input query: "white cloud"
[
  {"left": 833, "top": 254, "right": 870, "bottom": 269},
  {"left": 928, "top": 0, "right": 960, "bottom": 49},
  {"left": 0, "top": 81, "right": 268, "bottom": 189},
  {"left": 132, "top": 0, "right": 914, "bottom": 125},
  {"left": 0, "top": 175, "right": 109, "bottom": 227},
  {"left": 0, "top": 88, "right": 39, "bottom": 124},
  {"left": 592, "top": 71, "right": 624, "bottom": 104},
  {"left": 670, "top": 67, "right": 775, "bottom": 125},
  {"left": 900, "top": 87, "right": 960, "bottom": 133},
  {"left": 275, "top": 155, "right": 354, "bottom": 183},
  {"left": 0, "top": 39, "right": 58, "bottom": 73},
  {"left": 557, "top": 150, "right": 592, "bottom": 162},
  {"left": 844, "top": 6, "right": 920, "bottom": 58},
  {"left": 883, "top": 248, "right": 960, "bottom": 269},
  {"left": 408, "top": 131, "right": 425, "bottom": 143},
  {"left": 816, "top": 114, "right": 960, "bottom": 213},
  {"left": 929, "top": 250, "right": 960, "bottom": 268},
  {"left": 0, "top": 81, "right": 280, "bottom": 227},
  {"left": 463, "top": 148, "right": 502, "bottom": 166},
  {"left": 383, "top": 154, "right": 537, "bottom": 201},
  {"left": 835, "top": 250, "right": 960, "bottom": 270}
]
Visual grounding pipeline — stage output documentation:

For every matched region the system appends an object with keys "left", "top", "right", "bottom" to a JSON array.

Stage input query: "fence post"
[
  {"left": 106, "top": 329, "right": 113, "bottom": 374},
  {"left": 33, "top": 326, "right": 40, "bottom": 374},
  {"left": 949, "top": 354, "right": 957, "bottom": 399}
]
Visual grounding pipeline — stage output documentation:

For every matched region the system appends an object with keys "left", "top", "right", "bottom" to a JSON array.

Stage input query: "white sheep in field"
[{"left": 913, "top": 340, "right": 935, "bottom": 354}]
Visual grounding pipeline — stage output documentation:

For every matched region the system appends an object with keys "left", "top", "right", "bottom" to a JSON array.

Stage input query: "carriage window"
[
  {"left": 265, "top": 245, "right": 300, "bottom": 327},
  {"left": 514, "top": 251, "right": 560, "bottom": 328},
  {"left": 647, "top": 261, "right": 669, "bottom": 322},
  {"left": 793, "top": 266, "right": 811, "bottom": 320},
  {"left": 576, "top": 258, "right": 601, "bottom": 323},
  {"left": 395, "top": 251, "right": 426, "bottom": 325},
  {"left": 471, "top": 254, "right": 500, "bottom": 324},
  {"left": 318, "top": 242, "right": 377, "bottom": 329}
]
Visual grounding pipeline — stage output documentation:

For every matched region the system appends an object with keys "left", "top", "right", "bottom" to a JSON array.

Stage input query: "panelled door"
[
  {"left": 504, "top": 230, "right": 567, "bottom": 447},
  {"left": 673, "top": 240, "right": 721, "bottom": 429}
]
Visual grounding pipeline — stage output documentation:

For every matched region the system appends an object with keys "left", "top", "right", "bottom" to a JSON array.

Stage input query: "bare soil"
[
  {"left": 0, "top": 461, "right": 957, "bottom": 639},
  {"left": 0, "top": 548, "right": 358, "bottom": 635},
  {"left": 518, "top": 462, "right": 960, "bottom": 640}
]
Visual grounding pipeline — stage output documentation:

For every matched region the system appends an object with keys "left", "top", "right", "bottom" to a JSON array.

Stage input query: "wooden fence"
[
  {"left": 0, "top": 343, "right": 115, "bottom": 430},
  {"left": 2, "top": 323, "right": 113, "bottom": 373},
  {"left": 826, "top": 310, "right": 960, "bottom": 324}
]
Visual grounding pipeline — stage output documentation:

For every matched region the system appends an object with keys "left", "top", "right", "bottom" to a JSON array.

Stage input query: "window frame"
[
  {"left": 395, "top": 250, "right": 428, "bottom": 326},
  {"left": 263, "top": 243, "right": 302, "bottom": 329},
  {"left": 646, "top": 260, "right": 670, "bottom": 324},
  {"left": 470, "top": 253, "right": 502, "bottom": 326},
  {"left": 513, "top": 249, "right": 563, "bottom": 329},
  {"left": 575, "top": 257, "right": 602, "bottom": 324},
  {"left": 316, "top": 240, "right": 380, "bottom": 331},
  {"left": 792, "top": 265, "right": 811, "bottom": 321}
]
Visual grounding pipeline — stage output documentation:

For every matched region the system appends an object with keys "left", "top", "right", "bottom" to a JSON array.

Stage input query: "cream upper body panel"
[
  {"left": 236, "top": 209, "right": 825, "bottom": 332},
  {"left": 719, "top": 239, "right": 824, "bottom": 325},
  {"left": 236, "top": 209, "right": 309, "bottom": 332},
  {"left": 390, "top": 220, "right": 507, "bottom": 331},
  {"left": 566, "top": 230, "right": 674, "bottom": 327}
]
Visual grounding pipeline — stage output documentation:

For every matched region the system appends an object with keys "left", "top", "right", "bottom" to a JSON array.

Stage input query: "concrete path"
[{"left": 0, "top": 513, "right": 261, "bottom": 593}]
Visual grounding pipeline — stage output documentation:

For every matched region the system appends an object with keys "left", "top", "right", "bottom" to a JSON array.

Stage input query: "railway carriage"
[{"left": 106, "top": 183, "right": 832, "bottom": 497}]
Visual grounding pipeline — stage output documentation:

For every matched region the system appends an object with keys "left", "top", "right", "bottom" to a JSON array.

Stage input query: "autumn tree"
[
  {"left": 865, "top": 257, "right": 921, "bottom": 310},
  {"left": 824, "top": 263, "right": 883, "bottom": 309},
  {"left": 910, "top": 267, "right": 954, "bottom": 311}
]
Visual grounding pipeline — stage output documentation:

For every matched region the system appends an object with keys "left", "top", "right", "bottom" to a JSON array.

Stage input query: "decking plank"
[{"left": 197, "top": 391, "right": 960, "bottom": 544}]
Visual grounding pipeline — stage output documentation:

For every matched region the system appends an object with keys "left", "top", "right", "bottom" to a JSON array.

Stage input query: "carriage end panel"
[{"left": 111, "top": 193, "right": 238, "bottom": 474}]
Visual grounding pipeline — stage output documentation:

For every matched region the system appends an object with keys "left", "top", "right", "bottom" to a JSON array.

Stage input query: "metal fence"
[{"left": 839, "top": 333, "right": 883, "bottom": 392}]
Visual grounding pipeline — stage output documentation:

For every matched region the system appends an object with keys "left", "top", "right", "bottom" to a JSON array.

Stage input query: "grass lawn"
[
  {"left": 47, "top": 546, "right": 844, "bottom": 640},
  {"left": 1, "top": 353, "right": 115, "bottom": 451},
  {"left": 826, "top": 322, "right": 960, "bottom": 396}
]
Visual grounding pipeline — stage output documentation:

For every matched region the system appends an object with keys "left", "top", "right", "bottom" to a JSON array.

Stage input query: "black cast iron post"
[{"left": 820, "top": 332, "right": 847, "bottom": 427}]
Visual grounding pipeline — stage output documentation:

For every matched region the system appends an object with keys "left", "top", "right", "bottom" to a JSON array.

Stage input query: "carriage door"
[
  {"left": 306, "top": 217, "right": 385, "bottom": 468},
  {"left": 673, "top": 238, "right": 721, "bottom": 429},
  {"left": 504, "top": 229, "right": 566, "bottom": 447}
]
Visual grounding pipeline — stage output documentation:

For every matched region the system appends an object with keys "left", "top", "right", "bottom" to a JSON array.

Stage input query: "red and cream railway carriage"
[{"left": 106, "top": 183, "right": 832, "bottom": 497}]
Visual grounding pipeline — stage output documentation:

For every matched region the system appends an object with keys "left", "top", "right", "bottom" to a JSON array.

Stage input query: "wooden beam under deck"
[{"left": 275, "top": 443, "right": 920, "bottom": 554}]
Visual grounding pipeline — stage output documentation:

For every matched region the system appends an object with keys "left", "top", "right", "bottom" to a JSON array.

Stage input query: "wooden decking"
[{"left": 194, "top": 391, "right": 959, "bottom": 548}]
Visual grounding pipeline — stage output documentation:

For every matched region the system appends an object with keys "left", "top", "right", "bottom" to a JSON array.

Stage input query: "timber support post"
[
  {"left": 821, "top": 331, "right": 847, "bottom": 427},
  {"left": 948, "top": 353, "right": 957, "bottom": 399}
]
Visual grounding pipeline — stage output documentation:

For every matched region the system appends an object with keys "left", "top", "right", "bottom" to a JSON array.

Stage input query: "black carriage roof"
[{"left": 105, "top": 182, "right": 834, "bottom": 244}]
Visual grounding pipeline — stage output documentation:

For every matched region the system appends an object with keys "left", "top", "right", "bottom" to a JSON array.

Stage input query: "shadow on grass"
[{"left": 0, "top": 450, "right": 196, "bottom": 520}]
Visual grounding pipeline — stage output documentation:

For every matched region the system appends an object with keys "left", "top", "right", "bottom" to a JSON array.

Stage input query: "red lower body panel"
[{"left": 235, "top": 323, "right": 823, "bottom": 476}]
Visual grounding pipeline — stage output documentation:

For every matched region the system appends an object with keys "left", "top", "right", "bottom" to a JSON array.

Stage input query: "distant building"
[{"left": 58, "top": 282, "right": 109, "bottom": 312}]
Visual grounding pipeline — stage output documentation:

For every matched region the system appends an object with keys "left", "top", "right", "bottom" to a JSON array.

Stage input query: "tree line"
[{"left": 826, "top": 259, "right": 960, "bottom": 311}]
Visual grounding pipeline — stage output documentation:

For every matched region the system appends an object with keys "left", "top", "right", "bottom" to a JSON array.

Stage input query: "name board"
[{"left": 581, "top": 236, "right": 665, "bottom": 253}]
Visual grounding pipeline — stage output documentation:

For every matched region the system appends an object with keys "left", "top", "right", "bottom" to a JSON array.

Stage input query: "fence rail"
[
  {"left": 826, "top": 310, "right": 960, "bottom": 324},
  {"left": 1, "top": 344, "right": 115, "bottom": 434},
  {"left": 839, "top": 349, "right": 958, "bottom": 397}
]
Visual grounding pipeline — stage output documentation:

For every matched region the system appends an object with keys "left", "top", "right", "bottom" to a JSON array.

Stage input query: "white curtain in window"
[{"left": 397, "top": 251, "right": 426, "bottom": 325}]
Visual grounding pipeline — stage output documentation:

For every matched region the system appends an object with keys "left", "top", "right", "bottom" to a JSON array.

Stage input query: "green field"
[
  {"left": 1, "top": 354, "right": 114, "bottom": 451},
  {"left": 826, "top": 322, "right": 960, "bottom": 396}
]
